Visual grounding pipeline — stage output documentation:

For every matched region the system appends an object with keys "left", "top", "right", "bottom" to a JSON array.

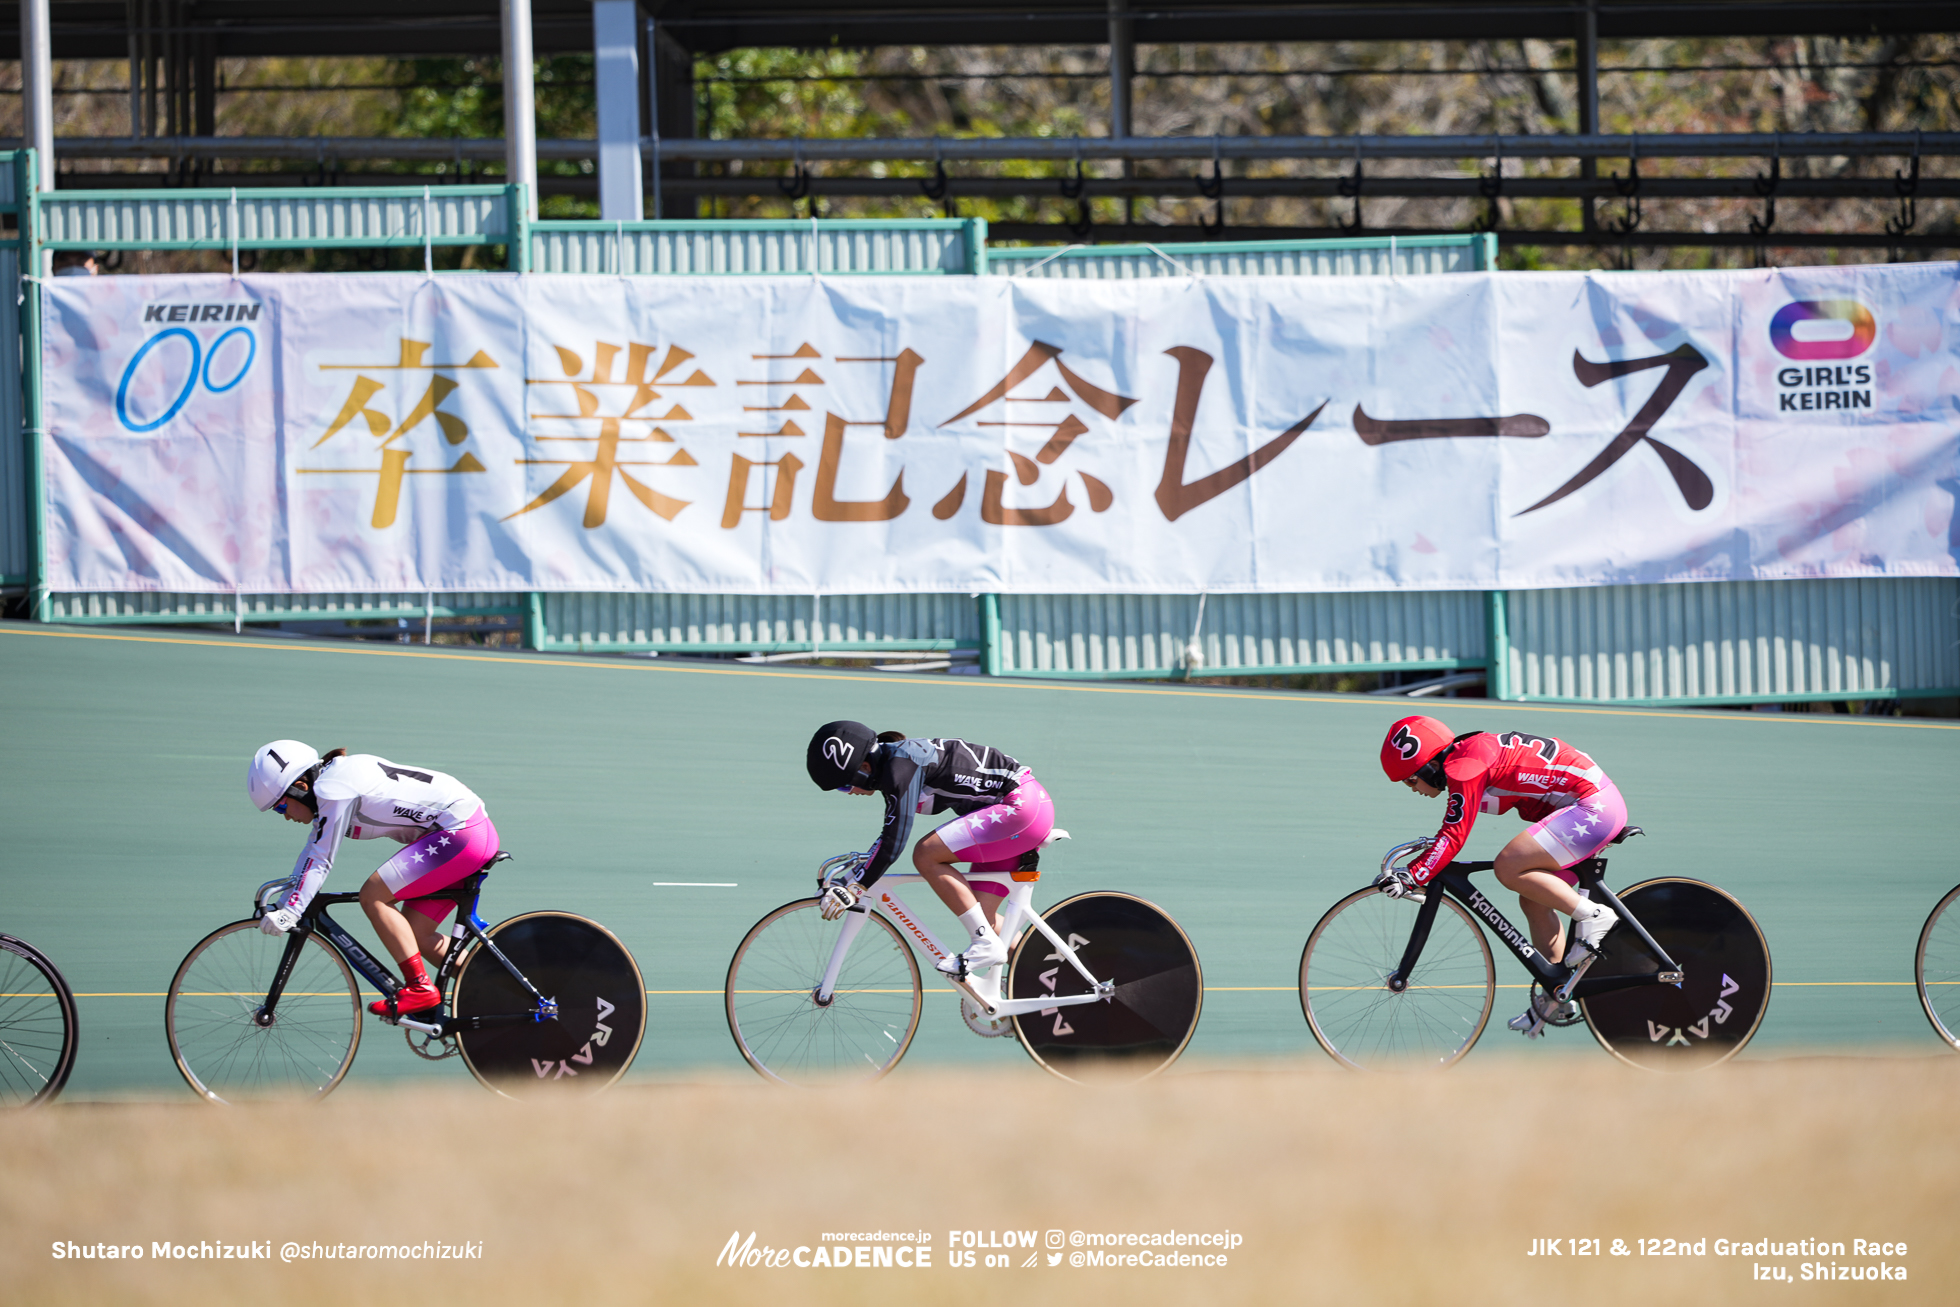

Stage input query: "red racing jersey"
[{"left": 1405, "top": 731, "right": 1607, "bottom": 883}]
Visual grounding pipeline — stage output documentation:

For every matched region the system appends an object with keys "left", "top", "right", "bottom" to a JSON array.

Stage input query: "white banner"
[{"left": 40, "top": 263, "right": 1960, "bottom": 594}]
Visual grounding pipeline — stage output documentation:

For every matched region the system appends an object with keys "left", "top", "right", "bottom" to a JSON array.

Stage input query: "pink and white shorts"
[
  {"left": 377, "top": 808, "right": 501, "bottom": 924},
  {"left": 935, "top": 769, "right": 1054, "bottom": 900},
  {"left": 1527, "top": 781, "right": 1628, "bottom": 884}
]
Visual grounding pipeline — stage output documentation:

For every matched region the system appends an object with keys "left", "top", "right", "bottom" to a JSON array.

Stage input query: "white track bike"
[{"left": 724, "top": 833, "right": 1203, "bottom": 1084}]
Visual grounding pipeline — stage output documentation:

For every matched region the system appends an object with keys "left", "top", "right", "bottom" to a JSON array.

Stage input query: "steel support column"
[
  {"left": 1109, "top": 0, "right": 1135, "bottom": 225},
  {"left": 594, "top": 0, "right": 644, "bottom": 221},
  {"left": 20, "top": 0, "right": 53, "bottom": 192},
  {"left": 502, "top": 0, "right": 540, "bottom": 219},
  {"left": 1577, "top": 0, "right": 1599, "bottom": 232}
]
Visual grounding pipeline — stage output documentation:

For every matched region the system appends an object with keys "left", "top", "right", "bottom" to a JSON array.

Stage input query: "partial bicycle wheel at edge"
[
  {"left": 165, "top": 921, "right": 363, "bottom": 1104},
  {"left": 1299, "top": 887, "right": 1496, "bottom": 1071},
  {"left": 452, "top": 912, "right": 646, "bottom": 1097},
  {"left": 0, "top": 934, "right": 80, "bottom": 1108},
  {"left": 725, "top": 900, "right": 924, "bottom": 1086},
  {"left": 1007, "top": 892, "right": 1202, "bottom": 1083},
  {"left": 1579, "top": 878, "right": 1771, "bottom": 1072},
  {"left": 1914, "top": 882, "right": 1960, "bottom": 1051}
]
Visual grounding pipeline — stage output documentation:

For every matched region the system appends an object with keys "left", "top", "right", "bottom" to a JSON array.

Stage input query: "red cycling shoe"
[{"left": 368, "top": 982, "right": 442, "bottom": 1018}]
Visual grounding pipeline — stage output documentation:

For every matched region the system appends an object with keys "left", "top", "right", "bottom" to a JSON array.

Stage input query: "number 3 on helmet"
[{"left": 1379, "top": 715, "right": 1453, "bottom": 783}]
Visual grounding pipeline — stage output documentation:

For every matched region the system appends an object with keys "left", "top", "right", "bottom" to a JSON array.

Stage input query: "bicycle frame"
[
  {"left": 823, "top": 871, "right": 1113, "bottom": 1020},
  {"left": 251, "top": 870, "right": 557, "bottom": 1038},
  {"left": 1392, "top": 852, "right": 1685, "bottom": 1003}
]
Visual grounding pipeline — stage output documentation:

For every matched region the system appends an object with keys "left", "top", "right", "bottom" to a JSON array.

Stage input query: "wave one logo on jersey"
[{"left": 1769, "top": 300, "right": 1876, "bottom": 415}]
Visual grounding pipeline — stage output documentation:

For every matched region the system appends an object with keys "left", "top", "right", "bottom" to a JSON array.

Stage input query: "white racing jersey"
[{"left": 279, "top": 754, "right": 483, "bottom": 914}]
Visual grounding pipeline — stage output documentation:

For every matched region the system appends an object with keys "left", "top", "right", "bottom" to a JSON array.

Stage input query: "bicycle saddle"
[
  {"left": 1610, "top": 826, "right": 1644, "bottom": 844},
  {"left": 486, "top": 850, "right": 515, "bottom": 867}
]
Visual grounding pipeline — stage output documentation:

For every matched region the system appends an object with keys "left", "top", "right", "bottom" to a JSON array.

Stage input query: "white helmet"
[{"left": 248, "top": 740, "right": 320, "bottom": 811}]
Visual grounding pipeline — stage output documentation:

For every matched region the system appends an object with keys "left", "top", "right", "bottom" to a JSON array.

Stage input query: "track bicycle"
[
  {"left": 0, "top": 933, "right": 80, "bottom": 1108},
  {"left": 725, "top": 833, "right": 1203, "bottom": 1085},
  {"left": 1913, "top": 882, "right": 1960, "bottom": 1050},
  {"left": 1299, "top": 827, "right": 1772, "bottom": 1071},
  {"left": 165, "top": 852, "right": 646, "bottom": 1102}
]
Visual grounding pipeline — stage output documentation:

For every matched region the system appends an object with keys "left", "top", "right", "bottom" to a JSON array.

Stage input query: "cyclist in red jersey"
[{"left": 1377, "top": 715, "right": 1626, "bottom": 1035}]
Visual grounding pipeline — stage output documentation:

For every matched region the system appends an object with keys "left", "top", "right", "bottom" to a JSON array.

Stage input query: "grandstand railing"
[{"left": 4, "top": 165, "right": 1953, "bottom": 707}]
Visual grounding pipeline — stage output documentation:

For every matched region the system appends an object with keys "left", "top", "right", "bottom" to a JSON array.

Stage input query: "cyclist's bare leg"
[
  {"left": 402, "top": 906, "right": 451, "bottom": 964},
  {"left": 1493, "top": 833, "right": 1581, "bottom": 956},
  {"left": 1518, "top": 899, "right": 1567, "bottom": 963},
  {"left": 361, "top": 874, "right": 449, "bottom": 967},
  {"left": 913, "top": 831, "right": 979, "bottom": 915}
]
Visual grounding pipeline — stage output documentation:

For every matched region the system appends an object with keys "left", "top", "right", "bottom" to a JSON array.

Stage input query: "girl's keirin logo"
[{"left": 1769, "top": 300, "right": 1876, "bottom": 361}]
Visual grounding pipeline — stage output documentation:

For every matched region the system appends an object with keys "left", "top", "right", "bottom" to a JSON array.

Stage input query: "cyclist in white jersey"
[{"left": 247, "top": 741, "right": 500, "bottom": 1017}]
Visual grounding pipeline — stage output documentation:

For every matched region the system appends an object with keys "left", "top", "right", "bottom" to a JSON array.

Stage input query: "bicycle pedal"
[{"left": 1507, "top": 1011, "right": 1549, "bottom": 1039}]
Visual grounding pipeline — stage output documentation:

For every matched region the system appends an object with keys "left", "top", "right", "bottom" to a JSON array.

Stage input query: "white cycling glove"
[
  {"left": 259, "top": 906, "right": 300, "bottom": 936},
  {"left": 818, "top": 882, "right": 863, "bottom": 920},
  {"left": 1374, "top": 866, "right": 1419, "bottom": 900}
]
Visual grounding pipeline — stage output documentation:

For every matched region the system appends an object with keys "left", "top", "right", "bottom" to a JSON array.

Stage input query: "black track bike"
[
  {"left": 1299, "top": 828, "right": 1772, "bottom": 1071},
  {"left": 0, "top": 934, "right": 80, "bottom": 1108},
  {"left": 165, "top": 853, "right": 645, "bottom": 1102}
]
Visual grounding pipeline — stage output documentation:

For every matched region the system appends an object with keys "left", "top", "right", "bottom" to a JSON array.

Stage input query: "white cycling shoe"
[
  {"left": 1507, "top": 991, "right": 1578, "bottom": 1038},
  {"left": 936, "top": 933, "right": 1007, "bottom": 978},
  {"left": 1564, "top": 904, "right": 1619, "bottom": 963}
]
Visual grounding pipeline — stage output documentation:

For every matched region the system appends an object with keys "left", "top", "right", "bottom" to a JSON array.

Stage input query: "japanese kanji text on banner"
[{"left": 38, "top": 263, "right": 1960, "bottom": 595}]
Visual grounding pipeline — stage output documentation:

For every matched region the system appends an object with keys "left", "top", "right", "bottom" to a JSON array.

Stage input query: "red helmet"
[{"left": 1380, "top": 715, "right": 1453, "bottom": 782}]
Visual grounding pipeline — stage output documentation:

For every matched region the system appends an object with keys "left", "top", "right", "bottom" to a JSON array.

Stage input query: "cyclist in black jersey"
[{"left": 806, "top": 720, "right": 1056, "bottom": 978}]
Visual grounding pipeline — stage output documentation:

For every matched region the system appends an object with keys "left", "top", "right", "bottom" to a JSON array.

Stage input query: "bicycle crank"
[
  {"left": 404, "top": 1026, "right": 460, "bottom": 1061},
  {"left": 961, "top": 996, "right": 1016, "bottom": 1039}
]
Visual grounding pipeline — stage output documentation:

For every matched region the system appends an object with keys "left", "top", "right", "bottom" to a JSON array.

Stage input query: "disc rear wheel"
[
  {"left": 453, "top": 912, "right": 646, "bottom": 1096},
  {"left": 1007, "top": 892, "right": 1202, "bottom": 1083},
  {"left": 1579, "top": 878, "right": 1771, "bottom": 1071}
]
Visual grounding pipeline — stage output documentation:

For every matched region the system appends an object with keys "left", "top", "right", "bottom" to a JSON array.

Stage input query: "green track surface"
[{"left": 3, "top": 621, "right": 1956, "bottom": 1099}]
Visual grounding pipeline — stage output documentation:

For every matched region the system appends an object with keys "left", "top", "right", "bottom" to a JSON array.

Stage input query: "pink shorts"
[
  {"left": 376, "top": 809, "right": 500, "bottom": 924},
  {"left": 1527, "top": 781, "right": 1628, "bottom": 884},
  {"left": 935, "top": 769, "right": 1054, "bottom": 899}
]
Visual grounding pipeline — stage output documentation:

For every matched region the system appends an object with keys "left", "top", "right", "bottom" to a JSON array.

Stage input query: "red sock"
[{"left": 401, "top": 954, "right": 430, "bottom": 988}]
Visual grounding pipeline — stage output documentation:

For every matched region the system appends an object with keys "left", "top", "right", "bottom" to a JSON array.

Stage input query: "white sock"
[{"left": 958, "top": 905, "right": 994, "bottom": 945}]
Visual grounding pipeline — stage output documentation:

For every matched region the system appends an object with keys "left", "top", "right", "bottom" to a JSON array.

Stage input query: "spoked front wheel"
[
  {"left": 1579, "top": 878, "right": 1771, "bottom": 1071},
  {"left": 1917, "top": 883, "right": 1960, "bottom": 1050},
  {"left": 165, "top": 921, "right": 363, "bottom": 1104},
  {"left": 725, "top": 900, "right": 923, "bottom": 1086},
  {"left": 1006, "top": 892, "right": 1203, "bottom": 1083},
  {"left": 1299, "top": 888, "right": 1497, "bottom": 1071},
  {"left": 452, "top": 912, "right": 647, "bottom": 1096},
  {"left": 0, "top": 934, "right": 80, "bottom": 1108}
]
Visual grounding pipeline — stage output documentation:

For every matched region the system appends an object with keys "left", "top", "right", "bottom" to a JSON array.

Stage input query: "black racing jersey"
[{"left": 860, "top": 737, "right": 1026, "bottom": 885}]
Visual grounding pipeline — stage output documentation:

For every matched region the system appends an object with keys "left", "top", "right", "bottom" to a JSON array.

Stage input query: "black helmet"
[{"left": 807, "top": 720, "right": 876, "bottom": 790}]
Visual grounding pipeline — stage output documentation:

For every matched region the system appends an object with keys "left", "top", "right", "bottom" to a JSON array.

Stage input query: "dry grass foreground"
[{"left": 5, "top": 1056, "right": 1955, "bottom": 1306}]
